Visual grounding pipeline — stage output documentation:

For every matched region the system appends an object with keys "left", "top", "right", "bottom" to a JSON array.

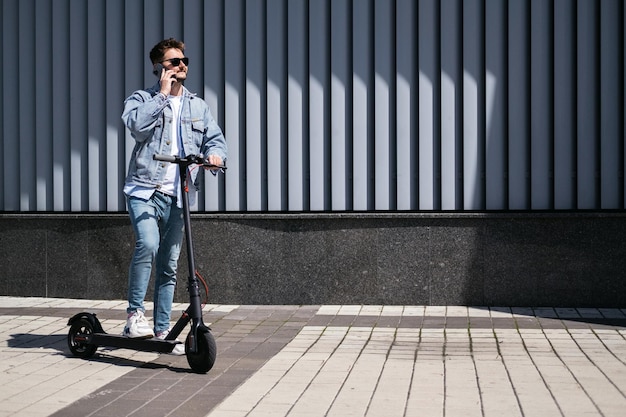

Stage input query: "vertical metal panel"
[
  {"left": 144, "top": 4, "right": 163, "bottom": 66},
  {"left": 530, "top": 0, "right": 553, "bottom": 209},
  {"left": 577, "top": 0, "right": 600, "bottom": 209},
  {"left": 1, "top": 0, "right": 624, "bottom": 213},
  {"left": 508, "top": 0, "right": 530, "bottom": 209},
  {"left": 88, "top": 0, "right": 106, "bottom": 211},
  {"left": 600, "top": 0, "right": 623, "bottom": 209},
  {"left": 485, "top": 0, "right": 507, "bottom": 210},
  {"left": 463, "top": 0, "right": 485, "bottom": 210},
  {"left": 2, "top": 1, "right": 18, "bottom": 211},
  {"left": 246, "top": 0, "right": 265, "bottom": 211},
  {"left": 331, "top": 0, "right": 350, "bottom": 210},
  {"left": 164, "top": 0, "right": 183, "bottom": 37},
  {"left": 224, "top": 0, "right": 244, "bottom": 211},
  {"left": 418, "top": 0, "right": 438, "bottom": 210},
  {"left": 183, "top": 0, "right": 204, "bottom": 97},
  {"left": 35, "top": 0, "right": 53, "bottom": 211},
  {"left": 19, "top": 0, "right": 36, "bottom": 210},
  {"left": 309, "top": 0, "right": 330, "bottom": 211},
  {"left": 352, "top": 0, "right": 373, "bottom": 210},
  {"left": 396, "top": 0, "right": 417, "bottom": 210},
  {"left": 0, "top": 2, "right": 3, "bottom": 210},
  {"left": 287, "top": 0, "right": 307, "bottom": 210},
  {"left": 440, "top": 0, "right": 462, "bottom": 210},
  {"left": 267, "top": 0, "right": 287, "bottom": 211},
  {"left": 202, "top": 0, "right": 226, "bottom": 212},
  {"left": 554, "top": 0, "right": 576, "bottom": 209},
  {"left": 375, "top": 0, "right": 394, "bottom": 210},
  {"left": 105, "top": 0, "right": 126, "bottom": 211},
  {"left": 69, "top": 0, "right": 88, "bottom": 211},
  {"left": 52, "top": 0, "right": 71, "bottom": 211}
]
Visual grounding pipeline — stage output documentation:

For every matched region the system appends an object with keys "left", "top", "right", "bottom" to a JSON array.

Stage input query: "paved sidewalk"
[{"left": 0, "top": 297, "right": 625, "bottom": 417}]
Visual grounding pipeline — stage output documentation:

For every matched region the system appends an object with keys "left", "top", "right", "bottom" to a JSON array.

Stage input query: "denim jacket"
[{"left": 121, "top": 82, "right": 227, "bottom": 192}]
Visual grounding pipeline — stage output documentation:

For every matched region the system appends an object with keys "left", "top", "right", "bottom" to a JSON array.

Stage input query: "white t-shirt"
[{"left": 160, "top": 95, "right": 183, "bottom": 196}]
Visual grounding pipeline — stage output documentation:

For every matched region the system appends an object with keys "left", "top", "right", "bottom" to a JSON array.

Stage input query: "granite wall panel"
[
  {"left": 0, "top": 218, "right": 48, "bottom": 297},
  {"left": 1, "top": 213, "right": 624, "bottom": 307}
]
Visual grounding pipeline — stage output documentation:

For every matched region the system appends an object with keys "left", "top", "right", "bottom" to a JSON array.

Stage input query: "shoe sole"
[
  {"left": 166, "top": 347, "right": 185, "bottom": 356},
  {"left": 123, "top": 331, "right": 155, "bottom": 339}
]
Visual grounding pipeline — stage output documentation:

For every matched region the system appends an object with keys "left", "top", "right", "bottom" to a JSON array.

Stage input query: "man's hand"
[
  {"left": 205, "top": 154, "right": 224, "bottom": 171},
  {"left": 158, "top": 68, "right": 177, "bottom": 96}
]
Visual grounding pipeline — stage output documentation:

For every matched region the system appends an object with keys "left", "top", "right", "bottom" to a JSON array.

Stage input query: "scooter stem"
[
  {"left": 177, "top": 158, "right": 207, "bottom": 353},
  {"left": 179, "top": 162, "right": 203, "bottom": 321}
]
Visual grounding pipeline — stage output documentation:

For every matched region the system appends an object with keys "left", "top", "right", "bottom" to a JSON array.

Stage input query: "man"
[{"left": 121, "top": 38, "right": 227, "bottom": 354}]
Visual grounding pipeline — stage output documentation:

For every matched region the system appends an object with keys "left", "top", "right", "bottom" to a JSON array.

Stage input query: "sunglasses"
[{"left": 160, "top": 57, "right": 189, "bottom": 66}]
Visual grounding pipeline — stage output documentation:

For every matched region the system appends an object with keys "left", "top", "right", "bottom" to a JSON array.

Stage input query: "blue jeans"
[{"left": 126, "top": 192, "right": 184, "bottom": 334}]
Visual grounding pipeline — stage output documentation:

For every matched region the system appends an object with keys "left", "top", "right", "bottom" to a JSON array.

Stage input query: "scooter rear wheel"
[
  {"left": 185, "top": 329, "right": 216, "bottom": 373},
  {"left": 68, "top": 318, "right": 98, "bottom": 358}
]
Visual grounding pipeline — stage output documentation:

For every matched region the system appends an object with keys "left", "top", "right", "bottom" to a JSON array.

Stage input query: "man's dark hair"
[{"left": 149, "top": 38, "right": 185, "bottom": 64}]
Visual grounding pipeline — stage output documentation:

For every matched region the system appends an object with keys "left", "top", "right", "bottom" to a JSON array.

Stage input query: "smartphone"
[{"left": 152, "top": 63, "right": 164, "bottom": 77}]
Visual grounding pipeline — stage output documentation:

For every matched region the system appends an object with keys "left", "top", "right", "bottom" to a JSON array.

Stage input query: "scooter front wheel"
[
  {"left": 185, "top": 329, "right": 216, "bottom": 373},
  {"left": 68, "top": 318, "right": 98, "bottom": 358}
]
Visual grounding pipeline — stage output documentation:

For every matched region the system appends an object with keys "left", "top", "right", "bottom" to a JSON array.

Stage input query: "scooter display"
[{"left": 67, "top": 153, "right": 224, "bottom": 373}]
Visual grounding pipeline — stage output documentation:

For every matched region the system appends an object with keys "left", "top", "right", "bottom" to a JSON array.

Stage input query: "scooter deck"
[{"left": 87, "top": 332, "right": 181, "bottom": 354}]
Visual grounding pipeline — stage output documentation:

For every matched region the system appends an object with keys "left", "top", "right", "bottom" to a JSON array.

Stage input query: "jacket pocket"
[{"left": 191, "top": 119, "right": 206, "bottom": 134}]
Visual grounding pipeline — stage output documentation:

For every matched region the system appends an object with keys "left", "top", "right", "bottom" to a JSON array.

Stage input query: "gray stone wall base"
[{"left": 1, "top": 213, "right": 624, "bottom": 307}]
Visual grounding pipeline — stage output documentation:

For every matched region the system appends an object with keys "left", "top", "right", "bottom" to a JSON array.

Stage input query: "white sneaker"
[
  {"left": 156, "top": 329, "right": 185, "bottom": 355},
  {"left": 123, "top": 310, "right": 154, "bottom": 338}
]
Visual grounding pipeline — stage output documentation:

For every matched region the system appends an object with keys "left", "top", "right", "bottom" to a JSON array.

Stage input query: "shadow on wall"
[
  {"left": 192, "top": 214, "right": 626, "bottom": 308},
  {"left": 475, "top": 215, "right": 626, "bottom": 308}
]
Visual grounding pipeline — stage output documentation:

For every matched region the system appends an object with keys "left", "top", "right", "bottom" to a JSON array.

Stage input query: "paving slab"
[{"left": 0, "top": 297, "right": 625, "bottom": 417}]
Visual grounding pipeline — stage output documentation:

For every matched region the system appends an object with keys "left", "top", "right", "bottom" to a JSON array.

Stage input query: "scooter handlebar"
[
  {"left": 153, "top": 153, "right": 227, "bottom": 170},
  {"left": 153, "top": 153, "right": 178, "bottom": 163}
]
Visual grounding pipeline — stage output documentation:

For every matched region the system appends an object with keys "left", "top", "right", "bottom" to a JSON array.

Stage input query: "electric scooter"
[{"left": 67, "top": 153, "right": 225, "bottom": 373}]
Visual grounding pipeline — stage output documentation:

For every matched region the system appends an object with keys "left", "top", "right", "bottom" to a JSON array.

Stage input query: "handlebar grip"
[{"left": 153, "top": 154, "right": 177, "bottom": 162}]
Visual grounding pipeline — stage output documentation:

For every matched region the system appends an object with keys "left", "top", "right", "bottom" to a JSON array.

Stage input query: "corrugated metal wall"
[{"left": 1, "top": 0, "right": 624, "bottom": 212}]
